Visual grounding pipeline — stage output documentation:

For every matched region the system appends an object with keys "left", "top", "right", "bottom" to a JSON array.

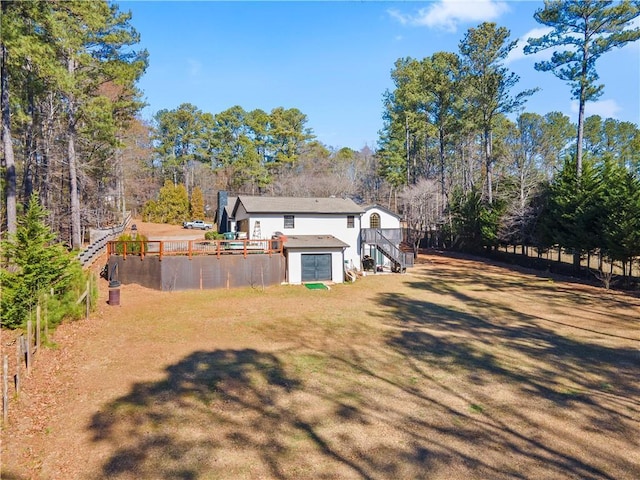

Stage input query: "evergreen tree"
[
  {"left": 153, "top": 103, "right": 209, "bottom": 187},
  {"left": 535, "top": 158, "right": 604, "bottom": 268},
  {"left": 525, "top": 0, "right": 640, "bottom": 177},
  {"left": 47, "top": 1, "right": 147, "bottom": 248},
  {"left": 450, "top": 187, "right": 504, "bottom": 252},
  {"left": 600, "top": 160, "right": 640, "bottom": 277},
  {"left": 1, "top": 194, "right": 76, "bottom": 328},
  {"left": 1, "top": 0, "right": 56, "bottom": 234},
  {"left": 190, "top": 186, "right": 205, "bottom": 220},
  {"left": 142, "top": 181, "right": 189, "bottom": 224},
  {"left": 459, "top": 22, "right": 537, "bottom": 204}
]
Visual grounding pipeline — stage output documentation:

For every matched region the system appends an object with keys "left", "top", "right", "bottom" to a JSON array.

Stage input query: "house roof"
[
  {"left": 224, "top": 197, "right": 237, "bottom": 217},
  {"left": 214, "top": 196, "right": 237, "bottom": 224},
  {"left": 284, "top": 235, "right": 349, "bottom": 249},
  {"left": 363, "top": 204, "right": 401, "bottom": 219},
  {"left": 234, "top": 196, "right": 365, "bottom": 216}
]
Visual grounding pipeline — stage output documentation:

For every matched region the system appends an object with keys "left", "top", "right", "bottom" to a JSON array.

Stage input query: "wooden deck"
[{"left": 107, "top": 238, "right": 284, "bottom": 260}]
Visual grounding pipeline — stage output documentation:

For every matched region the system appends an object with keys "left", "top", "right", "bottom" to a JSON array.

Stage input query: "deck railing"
[
  {"left": 107, "top": 238, "right": 284, "bottom": 260},
  {"left": 77, "top": 212, "right": 132, "bottom": 267},
  {"left": 361, "top": 228, "right": 414, "bottom": 270}
]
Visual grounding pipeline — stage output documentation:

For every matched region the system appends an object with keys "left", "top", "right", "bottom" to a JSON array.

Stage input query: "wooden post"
[
  {"left": 86, "top": 280, "right": 90, "bottom": 319},
  {"left": 15, "top": 341, "right": 20, "bottom": 396},
  {"left": 26, "top": 320, "right": 32, "bottom": 375},
  {"left": 19, "top": 336, "right": 26, "bottom": 368},
  {"left": 44, "top": 294, "right": 49, "bottom": 342},
  {"left": 3, "top": 355, "right": 8, "bottom": 424},
  {"left": 36, "top": 304, "right": 41, "bottom": 352}
]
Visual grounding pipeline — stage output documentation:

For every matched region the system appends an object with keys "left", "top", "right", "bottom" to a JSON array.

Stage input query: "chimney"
[{"left": 217, "top": 191, "right": 228, "bottom": 233}]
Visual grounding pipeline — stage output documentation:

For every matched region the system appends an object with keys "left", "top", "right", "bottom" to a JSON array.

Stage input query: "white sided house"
[
  {"left": 232, "top": 196, "right": 363, "bottom": 284},
  {"left": 218, "top": 194, "right": 414, "bottom": 285}
]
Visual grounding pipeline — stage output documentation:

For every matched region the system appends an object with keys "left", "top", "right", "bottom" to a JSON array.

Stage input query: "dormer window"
[{"left": 370, "top": 213, "right": 381, "bottom": 228}]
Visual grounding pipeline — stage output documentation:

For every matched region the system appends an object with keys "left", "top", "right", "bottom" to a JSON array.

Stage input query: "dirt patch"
[
  {"left": 126, "top": 221, "right": 207, "bottom": 241},
  {"left": 2, "top": 243, "right": 639, "bottom": 479}
]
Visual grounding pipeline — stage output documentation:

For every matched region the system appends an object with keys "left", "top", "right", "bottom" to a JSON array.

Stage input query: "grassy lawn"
[{"left": 2, "top": 252, "right": 639, "bottom": 479}]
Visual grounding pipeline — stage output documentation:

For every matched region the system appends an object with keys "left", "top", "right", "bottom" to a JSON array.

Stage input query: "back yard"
[{"left": 2, "top": 249, "right": 639, "bottom": 479}]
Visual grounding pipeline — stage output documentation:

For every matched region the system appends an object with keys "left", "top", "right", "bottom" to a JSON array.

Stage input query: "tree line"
[
  {"left": 382, "top": 2, "right": 640, "bottom": 283},
  {"left": 1, "top": 0, "right": 147, "bottom": 249},
  {"left": 2, "top": 0, "right": 640, "bottom": 329}
]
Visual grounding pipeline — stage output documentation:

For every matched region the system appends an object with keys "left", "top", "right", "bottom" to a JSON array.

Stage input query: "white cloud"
[
  {"left": 387, "top": 8, "right": 410, "bottom": 26},
  {"left": 505, "top": 27, "right": 553, "bottom": 64},
  {"left": 571, "top": 99, "right": 622, "bottom": 119},
  {"left": 388, "top": 0, "right": 510, "bottom": 33}
]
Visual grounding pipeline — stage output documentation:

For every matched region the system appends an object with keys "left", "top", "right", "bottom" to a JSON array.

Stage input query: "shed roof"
[
  {"left": 235, "top": 196, "right": 364, "bottom": 215},
  {"left": 284, "top": 235, "right": 349, "bottom": 249}
]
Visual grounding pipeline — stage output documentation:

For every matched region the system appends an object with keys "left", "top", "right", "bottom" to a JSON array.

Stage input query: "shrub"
[
  {"left": 45, "top": 262, "right": 98, "bottom": 329},
  {"left": 204, "top": 231, "right": 224, "bottom": 240},
  {"left": 113, "top": 233, "right": 149, "bottom": 255}
]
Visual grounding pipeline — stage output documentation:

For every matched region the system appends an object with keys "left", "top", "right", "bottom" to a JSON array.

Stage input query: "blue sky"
[{"left": 120, "top": 0, "right": 640, "bottom": 150}]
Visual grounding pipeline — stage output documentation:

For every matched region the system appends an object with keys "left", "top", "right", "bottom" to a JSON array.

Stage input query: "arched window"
[{"left": 369, "top": 213, "right": 381, "bottom": 229}]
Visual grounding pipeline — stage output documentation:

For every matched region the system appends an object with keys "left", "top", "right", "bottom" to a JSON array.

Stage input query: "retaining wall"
[{"left": 108, "top": 253, "right": 285, "bottom": 291}]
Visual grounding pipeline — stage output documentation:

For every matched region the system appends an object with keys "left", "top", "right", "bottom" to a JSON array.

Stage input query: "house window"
[
  {"left": 347, "top": 215, "right": 355, "bottom": 228},
  {"left": 284, "top": 215, "right": 295, "bottom": 229},
  {"left": 370, "top": 213, "right": 381, "bottom": 229}
]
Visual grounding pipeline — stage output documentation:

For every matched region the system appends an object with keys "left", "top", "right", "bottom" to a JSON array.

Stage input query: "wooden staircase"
[{"left": 367, "top": 229, "right": 414, "bottom": 272}]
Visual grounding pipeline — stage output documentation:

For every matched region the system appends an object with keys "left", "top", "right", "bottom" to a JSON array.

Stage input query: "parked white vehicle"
[{"left": 182, "top": 220, "right": 212, "bottom": 230}]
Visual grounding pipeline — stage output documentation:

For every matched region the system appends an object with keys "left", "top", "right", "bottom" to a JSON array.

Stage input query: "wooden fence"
[
  {"left": 2, "top": 280, "right": 92, "bottom": 425},
  {"left": 490, "top": 245, "right": 639, "bottom": 290},
  {"left": 497, "top": 245, "right": 639, "bottom": 278}
]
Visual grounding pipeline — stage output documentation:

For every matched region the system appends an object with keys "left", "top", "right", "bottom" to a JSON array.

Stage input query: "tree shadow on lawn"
[
  {"left": 86, "top": 318, "right": 638, "bottom": 479},
  {"left": 90, "top": 349, "right": 310, "bottom": 479},
  {"left": 376, "top": 275, "right": 640, "bottom": 479},
  {"left": 88, "top": 348, "right": 463, "bottom": 480},
  {"left": 425, "top": 249, "right": 640, "bottom": 299},
  {"left": 415, "top": 255, "right": 640, "bottom": 331}
]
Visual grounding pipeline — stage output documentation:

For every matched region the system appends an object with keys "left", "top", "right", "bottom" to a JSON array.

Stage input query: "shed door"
[{"left": 301, "top": 254, "right": 332, "bottom": 282}]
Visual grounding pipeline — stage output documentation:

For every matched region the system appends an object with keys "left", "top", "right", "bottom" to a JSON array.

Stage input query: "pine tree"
[
  {"left": 525, "top": 0, "right": 640, "bottom": 177},
  {"left": 459, "top": 22, "right": 537, "bottom": 204}
]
